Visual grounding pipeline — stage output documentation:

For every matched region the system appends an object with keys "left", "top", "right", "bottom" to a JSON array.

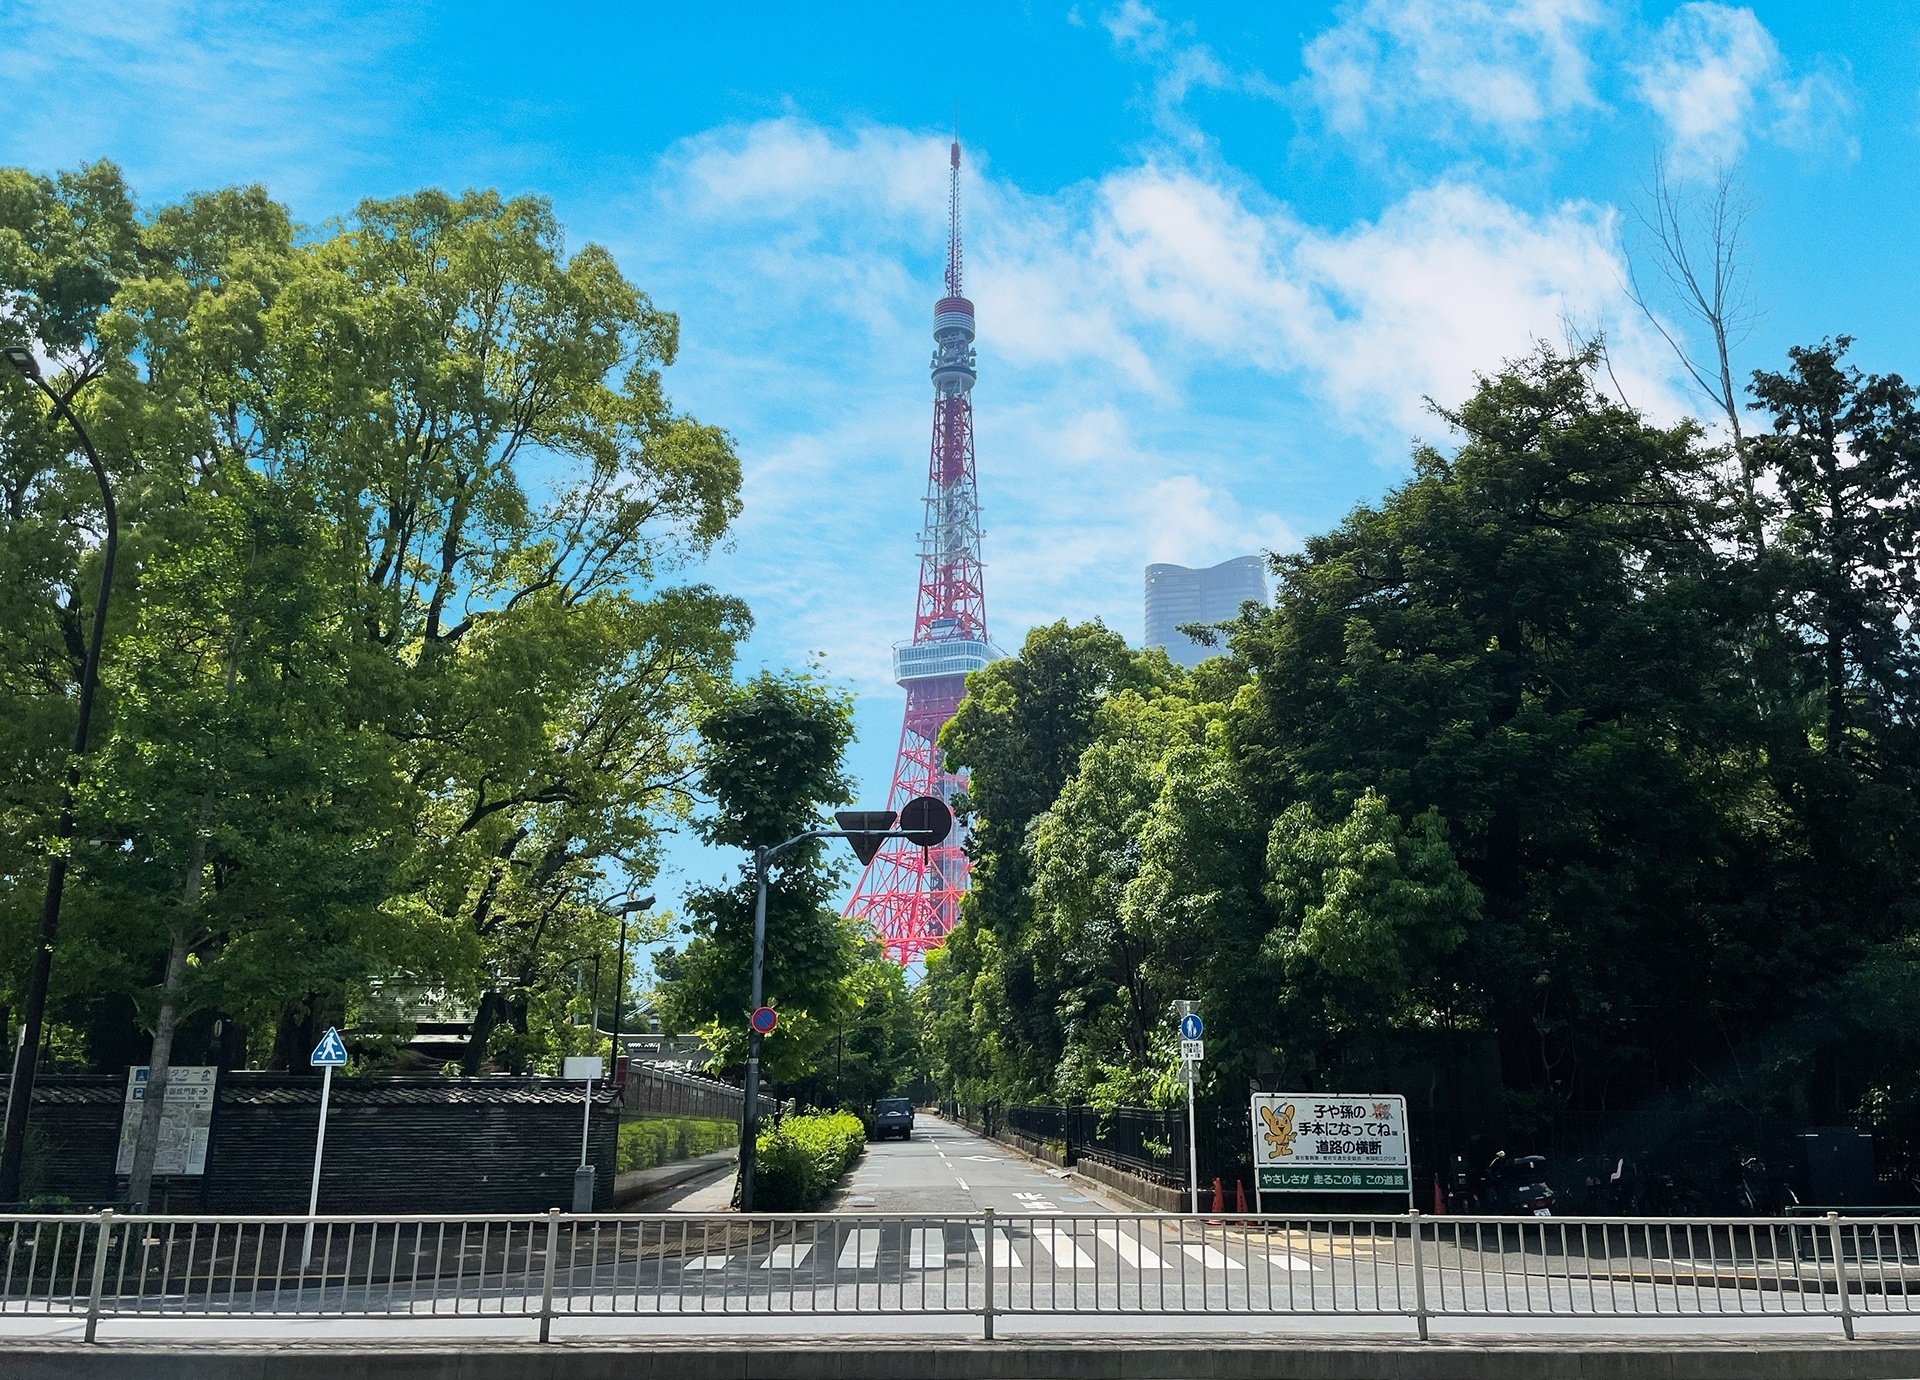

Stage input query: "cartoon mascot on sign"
[{"left": 1259, "top": 1103, "right": 1298, "bottom": 1158}]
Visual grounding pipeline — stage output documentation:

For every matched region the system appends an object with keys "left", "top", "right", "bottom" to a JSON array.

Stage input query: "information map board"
[
  {"left": 1250, "top": 1092, "right": 1410, "bottom": 1195},
  {"left": 115, "top": 1065, "right": 217, "bottom": 1177}
]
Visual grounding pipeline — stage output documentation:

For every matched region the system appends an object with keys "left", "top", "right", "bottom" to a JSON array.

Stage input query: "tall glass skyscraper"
[{"left": 1144, "top": 556, "right": 1268, "bottom": 668}]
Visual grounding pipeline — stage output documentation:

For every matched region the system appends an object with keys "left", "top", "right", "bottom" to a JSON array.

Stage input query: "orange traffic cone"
[
  {"left": 1211, "top": 1177, "right": 1225, "bottom": 1213},
  {"left": 1235, "top": 1180, "right": 1249, "bottom": 1214},
  {"left": 1433, "top": 1174, "right": 1447, "bottom": 1215}
]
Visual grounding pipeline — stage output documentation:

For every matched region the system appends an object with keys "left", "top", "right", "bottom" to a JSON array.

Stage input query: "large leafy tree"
[
  {"left": 0, "top": 168, "right": 752, "bottom": 1198},
  {"left": 932, "top": 620, "right": 1162, "bottom": 1097},
  {"left": 268, "top": 189, "right": 745, "bottom": 1071}
]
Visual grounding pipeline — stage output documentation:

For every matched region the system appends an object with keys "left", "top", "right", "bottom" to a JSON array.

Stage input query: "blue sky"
[{"left": 4, "top": 1, "right": 1915, "bottom": 952}]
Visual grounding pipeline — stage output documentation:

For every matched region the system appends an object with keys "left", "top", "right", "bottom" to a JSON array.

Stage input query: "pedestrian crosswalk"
[{"left": 666, "top": 1222, "right": 1320, "bottom": 1279}]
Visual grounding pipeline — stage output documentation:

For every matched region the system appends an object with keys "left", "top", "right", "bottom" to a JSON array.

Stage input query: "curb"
[{"left": 8, "top": 1335, "right": 1920, "bottom": 1380}]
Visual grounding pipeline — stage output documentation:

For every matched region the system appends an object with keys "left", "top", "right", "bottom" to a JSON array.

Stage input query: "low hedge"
[
  {"left": 617, "top": 1116, "right": 739, "bottom": 1173},
  {"left": 752, "top": 1111, "right": 865, "bottom": 1211}
]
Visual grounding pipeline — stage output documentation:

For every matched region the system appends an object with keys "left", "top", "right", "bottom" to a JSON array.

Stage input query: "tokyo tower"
[{"left": 845, "top": 137, "right": 995, "bottom": 968}]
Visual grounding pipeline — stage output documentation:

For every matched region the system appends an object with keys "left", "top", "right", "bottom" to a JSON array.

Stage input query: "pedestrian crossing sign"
[{"left": 310, "top": 1027, "right": 348, "bottom": 1068}]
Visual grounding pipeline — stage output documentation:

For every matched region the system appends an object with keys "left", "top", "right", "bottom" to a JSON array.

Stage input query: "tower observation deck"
[{"left": 844, "top": 139, "right": 996, "bottom": 968}]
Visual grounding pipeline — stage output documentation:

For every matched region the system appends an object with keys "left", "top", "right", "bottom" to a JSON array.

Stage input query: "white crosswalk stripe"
[
  {"left": 836, "top": 1229, "right": 879, "bottom": 1269},
  {"left": 1264, "top": 1252, "right": 1319, "bottom": 1271},
  {"left": 669, "top": 1230, "right": 1317, "bottom": 1278},
  {"left": 906, "top": 1227, "right": 948, "bottom": 1268},
  {"left": 1092, "top": 1224, "right": 1166, "bottom": 1268},
  {"left": 1027, "top": 1223, "right": 1095, "bottom": 1268},
  {"left": 969, "top": 1226, "right": 1024, "bottom": 1269},
  {"left": 1177, "top": 1243, "right": 1247, "bottom": 1270}
]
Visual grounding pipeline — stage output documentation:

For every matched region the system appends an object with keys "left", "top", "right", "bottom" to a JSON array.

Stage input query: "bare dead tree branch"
[{"left": 1625, "top": 159, "right": 1766, "bottom": 552}]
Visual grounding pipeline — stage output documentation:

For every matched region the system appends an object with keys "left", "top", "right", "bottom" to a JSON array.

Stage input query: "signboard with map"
[{"left": 115, "top": 1065, "right": 217, "bottom": 1177}]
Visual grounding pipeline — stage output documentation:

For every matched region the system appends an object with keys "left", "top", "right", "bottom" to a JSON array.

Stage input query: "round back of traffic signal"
[{"left": 897, "top": 795, "right": 953, "bottom": 848}]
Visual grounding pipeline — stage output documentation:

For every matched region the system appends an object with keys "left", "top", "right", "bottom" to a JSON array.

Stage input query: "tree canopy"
[
  {"left": 926, "top": 340, "right": 1920, "bottom": 1180},
  {"left": 0, "top": 167, "right": 753, "bottom": 1123}
]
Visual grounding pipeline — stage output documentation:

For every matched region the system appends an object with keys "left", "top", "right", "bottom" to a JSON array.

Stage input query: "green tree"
[
  {"left": 932, "top": 620, "right": 1161, "bottom": 1098},
  {"left": 1265, "top": 790, "right": 1479, "bottom": 1040},
  {"left": 653, "top": 671, "right": 858, "bottom": 1082},
  {"left": 267, "top": 188, "right": 745, "bottom": 1071},
  {"left": 0, "top": 169, "right": 751, "bottom": 1198}
]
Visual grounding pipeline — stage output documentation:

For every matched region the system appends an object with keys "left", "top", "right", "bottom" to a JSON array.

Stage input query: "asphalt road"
[{"left": 834, "top": 1110, "right": 1107, "bottom": 1216}]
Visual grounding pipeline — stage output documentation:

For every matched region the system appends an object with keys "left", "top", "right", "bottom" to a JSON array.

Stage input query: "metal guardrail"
[{"left": 2, "top": 1210, "right": 1911, "bottom": 1343}]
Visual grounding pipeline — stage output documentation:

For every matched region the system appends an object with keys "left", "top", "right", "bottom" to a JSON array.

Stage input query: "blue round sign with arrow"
[{"left": 1179, "top": 1012, "right": 1204, "bottom": 1041}]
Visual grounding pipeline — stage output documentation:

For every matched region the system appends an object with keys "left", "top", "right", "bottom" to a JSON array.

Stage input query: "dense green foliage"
[
  {"left": 751, "top": 1110, "right": 866, "bottom": 1211},
  {"left": 0, "top": 162, "right": 930, "bottom": 1201},
  {"left": 928, "top": 342, "right": 1920, "bottom": 1163},
  {"left": 0, "top": 167, "right": 747, "bottom": 1102},
  {"left": 616, "top": 1116, "right": 738, "bottom": 1172}
]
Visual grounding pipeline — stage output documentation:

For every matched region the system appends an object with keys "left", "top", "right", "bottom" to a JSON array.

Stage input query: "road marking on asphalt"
[
  {"left": 1177, "top": 1243, "right": 1247, "bottom": 1270},
  {"left": 955, "top": 1177, "right": 970, "bottom": 1191},
  {"left": 1093, "top": 1224, "right": 1166, "bottom": 1269},
  {"left": 1263, "top": 1253, "right": 1320, "bottom": 1271},
  {"left": 969, "top": 1226, "right": 1024, "bottom": 1269},
  {"left": 761, "top": 1244, "right": 812, "bottom": 1268},
  {"left": 1013, "top": 1190, "right": 1061, "bottom": 1213},
  {"left": 836, "top": 1229, "right": 880, "bottom": 1269},
  {"left": 1028, "top": 1223, "right": 1095, "bottom": 1269},
  {"left": 680, "top": 1255, "right": 732, "bottom": 1271},
  {"left": 907, "top": 1227, "right": 947, "bottom": 1268}
]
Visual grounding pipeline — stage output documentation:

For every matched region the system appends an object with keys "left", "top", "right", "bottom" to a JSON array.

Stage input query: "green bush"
[
  {"left": 616, "top": 1116, "right": 740, "bottom": 1172},
  {"left": 752, "top": 1111, "right": 865, "bottom": 1211}
]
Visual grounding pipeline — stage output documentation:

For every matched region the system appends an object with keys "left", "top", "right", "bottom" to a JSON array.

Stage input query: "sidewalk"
[{"left": 619, "top": 1152, "right": 738, "bottom": 1212}]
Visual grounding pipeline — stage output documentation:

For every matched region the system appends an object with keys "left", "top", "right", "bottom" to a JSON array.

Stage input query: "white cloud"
[
  {"left": 1296, "top": 182, "right": 1687, "bottom": 429},
  {"left": 623, "top": 117, "right": 1690, "bottom": 719},
  {"left": 1632, "top": 4, "right": 1856, "bottom": 166},
  {"left": 0, "top": 0, "right": 409, "bottom": 201},
  {"left": 1101, "top": 2, "right": 1285, "bottom": 147},
  {"left": 1299, "top": 0, "right": 1609, "bottom": 143}
]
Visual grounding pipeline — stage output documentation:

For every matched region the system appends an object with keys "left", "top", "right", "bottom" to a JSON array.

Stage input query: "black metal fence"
[
  {"left": 948, "top": 1097, "right": 1918, "bottom": 1215},
  {"left": 944, "top": 1101, "right": 1249, "bottom": 1194}
]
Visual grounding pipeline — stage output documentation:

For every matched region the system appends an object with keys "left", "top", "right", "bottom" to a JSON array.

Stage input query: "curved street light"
[{"left": 0, "top": 347, "right": 119, "bottom": 1203}]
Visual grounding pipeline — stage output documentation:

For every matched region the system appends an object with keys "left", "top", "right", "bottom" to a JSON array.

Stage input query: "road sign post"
[
  {"left": 302, "top": 1027, "right": 348, "bottom": 1266},
  {"left": 1176, "top": 1002, "right": 1202, "bottom": 1214},
  {"left": 563, "top": 1055, "right": 604, "bottom": 1210}
]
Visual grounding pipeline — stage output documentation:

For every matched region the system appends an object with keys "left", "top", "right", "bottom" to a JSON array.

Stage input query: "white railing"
[{"left": 1, "top": 1210, "right": 1908, "bottom": 1343}]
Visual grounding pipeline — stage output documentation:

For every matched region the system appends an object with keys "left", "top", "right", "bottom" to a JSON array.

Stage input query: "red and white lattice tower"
[{"left": 844, "top": 138, "right": 995, "bottom": 968}]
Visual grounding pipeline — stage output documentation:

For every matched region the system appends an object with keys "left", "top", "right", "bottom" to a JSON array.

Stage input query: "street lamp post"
[
  {"left": 607, "top": 897, "right": 653, "bottom": 1094},
  {"left": 0, "top": 348, "right": 118, "bottom": 1204},
  {"left": 736, "top": 799, "right": 950, "bottom": 1213}
]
